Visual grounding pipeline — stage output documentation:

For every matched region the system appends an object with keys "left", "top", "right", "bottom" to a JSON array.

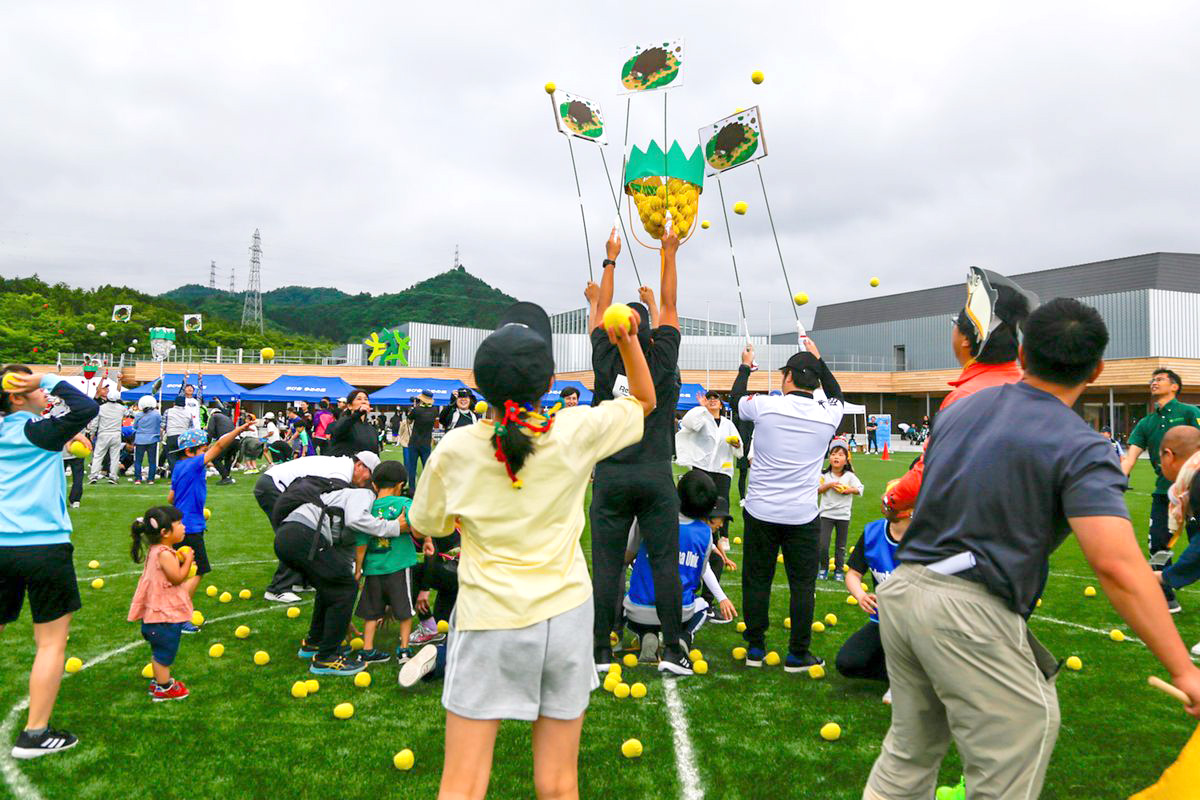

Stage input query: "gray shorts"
[{"left": 442, "top": 598, "right": 598, "bottom": 721}]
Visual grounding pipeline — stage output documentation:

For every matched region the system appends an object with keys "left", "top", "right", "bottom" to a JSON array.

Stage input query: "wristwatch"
[{"left": 602, "top": 259, "right": 616, "bottom": 268}]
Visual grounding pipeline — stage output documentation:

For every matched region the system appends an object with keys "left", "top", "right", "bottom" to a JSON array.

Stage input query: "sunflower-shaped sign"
[
  {"left": 620, "top": 40, "right": 685, "bottom": 92},
  {"left": 623, "top": 141, "right": 705, "bottom": 245},
  {"left": 699, "top": 106, "right": 768, "bottom": 176}
]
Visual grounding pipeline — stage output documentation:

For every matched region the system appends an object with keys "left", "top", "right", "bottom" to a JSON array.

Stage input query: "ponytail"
[
  {"left": 130, "top": 505, "right": 183, "bottom": 563},
  {"left": 491, "top": 400, "right": 554, "bottom": 489}
]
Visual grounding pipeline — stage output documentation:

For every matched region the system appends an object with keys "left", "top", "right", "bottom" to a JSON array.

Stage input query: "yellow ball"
[
  {"left": 68, "top": 440, "right": 91, "bottom": 458},
  {"left": 354, "top": 671, "right": 372, "bottom": 688},
  {"left": 178, "top": 546, "right": 193, "bottom": 559},
  {"left": 809, "top": 664, "right": 826, "bottom": 680},
  {"left": 602, "top": 303, "right": 637, "bottom": 335},
  {"left": 846, "top": 595, "right": 859, "bottom": 606},
  {"left": 688, "top": 648, "right": 703, "bottom": 662},
  {"left": 91, "top": 578, "right": 104, "bottom": 590},
  {"left": 260, "top": 347, "right": 275, "bottom": 361},
  {"left": 188, "top": 564, "right": 198, "bottom": 578},
  {"left": 287, "top": 606, "right": 301, "bottom": 618},
  {"left": 87, "top": 559, "right": 100, "bottom": 569},
  {"left": 693, "top": 659, "right": 709, "bottom": 675},
  {"left": 192, "top": 611, "right": 205, "bottom": 626},
  {"left": 474, "top": 401, "right": 487, "bottom": 415},
  {"left": 235, "top": 625, "right": 250, "bottom": 639},
  {"left": 869, "top": 277, "right": 880, "bottom": 287},
  {"left": 733, "top": 536, "right": 742, "bottom": 545},
  {"left": 811, "top": 621, "right": 825, "bottom": 633},
  {"left": 238, "top": 589, "right": 251, "bottom": 600},
  {"left": 777, "top": 553, "right": 784, "bottom": 564},
  {"left": 333, "top": 702, "right": 354, "bottom": 720},
  {"left": 350, "top": 637, "right": 364, "bottom": 650},
  {"left": 820, "top": 722, "right": 841, "bottom": 741},
  {"left": 64, "top": 656, "right": 83, "bottom": 673},
  {"left": 219, "top": 591, "right": 232, "bottom": 603},
  {"left": 1037, "top": 598, "right": 1043, "bottom": 607},
  {"left": 437, "top": 620, "right": 450, "bottom": 634},
  {"left": 608, "top": 663, "right": 621, "bottom": 677},
  {"left": 253, "top": 650, "right": 270, "bottom": 665},
  {"left": 764, "top": 651, "right": 781, "bottom": 666},
  {"left": 732, "top": 646, "right": 747, "bottom": 660},
  {"left": 544, "top": 81, "right": 556, "bottom": 94},
  {"left": 206, "top": 585, "right": 218, "bottom": 597},
  {"left": 630, "top": 682, "right": 647, "bottom": 699},
  {"left": 305, "top": 679, "right": 320, "bottom": 693},
  {"left": 700, "top": 220, "right": 710, "bottom": 229},
  {"left": 614, "top": 682, "right": 631, "bottom": 699},
  {"left": 142, "top": 663, "right": 154, "bottom": 679},
  {"left": 209, "top": 643, "right": 225, "bottom": 658},
  {"left": 733, "top": 201, "right": 748, "bottom": 215},
  {"left": 784, "top": 617, "right": 792, "bottom": 629},
  {"left": 751, "top": 70, "right": 765, "bottom": 84},
  {"left": 291, "top": 681, "right": 308, "bottom": 699},
  {"left": 603, "top": 675, "right": 618, "bottom": 693},
  {"left": 1109, "top": 629, "right": 1125, "bottom": 642},
  {"left": 794, "top": 292, "right": 809, "bottom": 306},
  {"left": 1083, "top": 586, "right": 1097, "bottom": 597},
  {"left": 203, "top": 508, "right": 211, "bottom": 520},
  {"left": 609, "top": 632, "right": 619, "bottom": 646},
  {"left": 621, "top": 738, "right": 643, "bottom": 759},
  {"left": 736, "top": 621, "right": 747, "bottom": 633},
  {"left": 623, "top": 653, "right": 638, "bottom": 668},
  {"left": 393, "top": 748, "right": 415, "bottom": 770},
  {"left": 824, "top": 613, "right": 838, "bottom": 627},
  {"left": 1065, "top": 655, "right": 1082, "bottom": 671}
]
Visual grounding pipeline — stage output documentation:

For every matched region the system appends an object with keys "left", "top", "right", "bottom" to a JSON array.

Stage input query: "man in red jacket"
[{"left": 885, "top": 268, "right": 1037, "bottom": 514}]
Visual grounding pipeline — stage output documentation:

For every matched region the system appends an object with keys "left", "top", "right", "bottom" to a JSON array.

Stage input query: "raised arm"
[
  {"left": 15, "top": 375, "right": 100, "bottom": 452},
  {"left": 590, "top": 229, "right": 620, "bottom": 332},
  {"left": 659, "top": 227, "right": 679, "bottom": 330},
  {"left": 204, "top": 414, "right": 256, "bottom": 466},
  {"left": 638, "top": 285, "right": 660, "bottom": 329}
]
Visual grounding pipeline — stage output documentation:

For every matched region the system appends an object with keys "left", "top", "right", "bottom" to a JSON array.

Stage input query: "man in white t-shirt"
[{"left": 731, "top": 339, "right": 844, "bottom": 673}]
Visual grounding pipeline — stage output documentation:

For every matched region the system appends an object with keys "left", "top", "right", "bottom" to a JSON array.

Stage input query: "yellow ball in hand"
[
  {"left": 253, "top": 650, "right": 270, "bottom": 665},
  {"left": 65, "top": 657, "right": 83, "bottom": 673},
  {"left": 621, "top": 738, "right": 643, "bottom": 758},
  {"left": 1065, "top": 655, "right": 1082, "bottom": 671},
  {"left": 733, "top": 201, "right": 748, "bottom": 215},
  {"left": 333, "top": 702, "right": 354, "bottom": 720},
  {"left": 602, "top": 303, "right": 637, "bottom": 335},
  {"left": 751, "top": 70, "right": 765, "bottom": 84},
  {"left": 354, "top": 671, "right": 371, "bottom": 688},
  {"left": 393, "top": 748, "right": 415, "bottom": 770},
  {"left": 209, "top": 643, "right": 225, "bottom": 658},
  {"left": 820, "top": 722, "right": 841, "bottom": 741},
  {"left": 794, "top": 292, "right": 809, "bottom": 306}
]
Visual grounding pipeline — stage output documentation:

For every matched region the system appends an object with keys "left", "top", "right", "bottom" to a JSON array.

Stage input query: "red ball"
[
  {"left": 58, "top": 329, "right": 64, "bottom": 334},
  {"left": 32, "top": 347, "right": 39, "bottom": 353},
  {"left": 42, "top": 303, "right": 48, "bottom": 309}
]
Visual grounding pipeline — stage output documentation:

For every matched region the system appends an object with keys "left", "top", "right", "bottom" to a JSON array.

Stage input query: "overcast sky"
[{"left": 3, "top": 2, "right": 1199, "bottom": 334}]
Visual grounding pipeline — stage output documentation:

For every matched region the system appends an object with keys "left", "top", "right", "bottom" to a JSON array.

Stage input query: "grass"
[{"left": 0, "top": 450, "right": 1192, "bottom": 799}]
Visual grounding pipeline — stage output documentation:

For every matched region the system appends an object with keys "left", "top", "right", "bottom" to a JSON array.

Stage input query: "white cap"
[{"left": 354, "top": 451, "right": 381, "bottom": 473}]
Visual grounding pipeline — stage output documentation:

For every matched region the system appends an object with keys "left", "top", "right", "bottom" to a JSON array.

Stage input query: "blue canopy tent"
[
  {"left": 368, "top": 378, "right": 472, "bottom": 406},
  {"left": 121, "top": 373, "right": 248, "bottom": 403},
  {"left": 539, "top": 380, "right": 594, "bottom": 408},
  {"left": 677, "top": 382, "right": 710, "bottom": 411},
  {"left": 239, "top": 376, "right": 360, "bottom": 403}
]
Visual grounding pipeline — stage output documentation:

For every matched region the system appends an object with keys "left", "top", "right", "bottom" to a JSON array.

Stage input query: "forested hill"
[{"left": 161, "top": 266, "right": 518, "bottom": 342}]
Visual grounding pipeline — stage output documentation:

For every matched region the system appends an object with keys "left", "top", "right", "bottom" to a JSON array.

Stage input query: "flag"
[
  {"left": 183, "top": 313, "right": 203, "bottom": 333},
  {"left": 1130, "top": 723, "right": 1200, "bottom": 798}
]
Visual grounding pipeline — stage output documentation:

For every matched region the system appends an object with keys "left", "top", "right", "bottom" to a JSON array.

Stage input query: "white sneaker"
[
  {"left": 264, "top": 591, "right": 301, "bottom": 604},
  {"left": 71, "top": 502, "right": 80, "bottom": 509},
  {"left": 882, "top": 688, "right": 892, "bottom": 705},
  {"left": 399, "top": 644, "right": 439, "bottom": 688},
  {"left": 1190, "top": 641, "right": 1200, "bottom": 657}
]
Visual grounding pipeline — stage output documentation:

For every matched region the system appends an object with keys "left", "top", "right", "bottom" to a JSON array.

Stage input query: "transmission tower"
[
  {"left": 454, "top": 244, "right": 461, "bottom": 270},
  {"left": 208, "top": 260, "right": 217, "bottom": 289},
  {"left": 241, "top": 229, "right": 264, "bottom": 332},
  {"left": 229, "top": 265, "right": 236, "bottom": 294}
]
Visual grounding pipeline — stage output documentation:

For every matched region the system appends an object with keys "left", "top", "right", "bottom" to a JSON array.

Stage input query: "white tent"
[{"left": 813, "top": 388, "right": 869, "bottom": 439}]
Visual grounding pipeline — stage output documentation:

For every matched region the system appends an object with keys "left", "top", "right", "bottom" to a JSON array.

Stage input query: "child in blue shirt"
[{"left": 623, "top": 470, "right": 738, "bottom": 663}]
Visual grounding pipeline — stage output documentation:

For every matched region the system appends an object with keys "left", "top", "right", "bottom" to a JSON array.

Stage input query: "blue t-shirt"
[
  {"left": 171, "top": 453, "right": 208, "bottom": 534},
  {"left": 846, "top": 518, "right": 900, "bottom": 623},
  {"left": 628, "top": 517, "right": 712, "bottom": 609}
]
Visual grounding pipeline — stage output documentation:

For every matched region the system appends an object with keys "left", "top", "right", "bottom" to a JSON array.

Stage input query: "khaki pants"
[{"left": 863, "top": 564, "right": 1060, "bottom": 800}]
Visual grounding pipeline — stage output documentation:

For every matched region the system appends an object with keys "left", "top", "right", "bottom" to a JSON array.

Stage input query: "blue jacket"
[
  {"left": 0, "top": 376, "right": 99, "bottom": 546},
  {"left": 133, "top": 409, "right": 162, "bottom": 444},
  {"left": 628, "top": 517, "right": 713, "bottom": 609}
]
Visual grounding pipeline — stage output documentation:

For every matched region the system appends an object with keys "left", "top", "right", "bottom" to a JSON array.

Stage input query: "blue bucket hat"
[{"left": 176, "top": 429, "right": 209, "bottom": 452}]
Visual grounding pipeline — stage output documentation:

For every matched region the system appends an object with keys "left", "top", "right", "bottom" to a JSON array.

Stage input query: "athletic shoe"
[
  {"left": 409, "top": 628, "right": 445, "bottom": 646},
  {"left": 108, "top": 478, "right": 119, "bottom": 485},
  {"left": 297, "top": 640, "right": 320, "bottom": 659},
  {"left": 310, "top": 655, "right": 365, "bottom": 676},
  {"left": 395, "top": 646, "right": 413, "bottom": 664},
  {"left": 1191, "top": 641, "right": 1200, "bottom": 657},
  {"left": 706, "top": 608, "right": 732, "bottom": 624},
  {"left": 784, "top": 652, "right": 825, "bottom": 674},
  {"left": 594, "top": 646, "right": 614, "bottom": 672},
  {"left": 399, "top": 644, "right": 439, "bottom": 688},
  {"left": 11, "top": 727, "right": 79, "bottom": 759},
  {"left": 817, "top": 569, "right": 828, "bottom": 581},
  {"left": 71, "top": 502, "right": 80, "bottom": 509},
  {"left": 882, "top": 688, "right": 892, "bottom": 705},
  {"left": 1169, "top": 598, "right": 1183, "bottom": 614},
  {"left": 358, "top": 648, "right": 391, "bottom": 664},
  {"left": 264, "top": 591, "right": 302, "bottom": 604},
  {"left": 638, "top": 632, "right": 659, "bottom": 664},
  {"left": 151, "top": 679, "right": 190, "bottom": 701},
  {"left": 833, "top": 571, "right": 845, "bottom": 583},
  {"left": 658, "top": 646, "right": 694, "bottom": 676},
  {"left": 147, "top": 480, "right": 155, "bottom": 485},
  {"left": 134, "top": 480, "right": 142, "bottom": 485},
  {"left": 88, "top": 478, "right": 98, "bottom": 485},
  {"left": 218, "top": 477, "right": 235, "bottom": 485},
  {"left": 180, "top": 622, "right": 200, "bottom": 635},
  {"left": 745, "top": 647, "right": 765, "bottom": 668}
]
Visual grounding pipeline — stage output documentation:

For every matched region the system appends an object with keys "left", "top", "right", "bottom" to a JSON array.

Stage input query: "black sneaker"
[
  {"left": 358, "top": 648, "right": 391, "bottom": 664},
  {"left": 706, "top": 608, "right": 732, "bottom": 625},
  {"left": 310, "top": 655, "right": 366, "bottom": 676},
  {"left": 784, "top": 652, "right": 826, "bottom": 673},
  {"left": 659, "top": 646, "right": 694, "bottom": 676},
  {"left": 594, "top": 646, "right": 614, "bottom": 672},
  {"left": 11, "top": 727, "right": 79, "bottom": 760},
  {"left": 1169, "top": 598, "right": 1183, "bottom": 615}
]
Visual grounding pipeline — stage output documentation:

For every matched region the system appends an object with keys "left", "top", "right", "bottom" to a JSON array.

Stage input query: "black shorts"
[
  {"left": 176, "top": 533, "right": 211, "bottom": 576},
  {"left": 0, "top": 543, "right": 82, "bottom": 625},
  {"left": 355, "top": 568, "right": 415, "bottom": 621}
]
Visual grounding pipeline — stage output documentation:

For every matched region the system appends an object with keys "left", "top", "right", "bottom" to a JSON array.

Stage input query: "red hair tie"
[{"left": 492, "top": 400, "right": 554, "bottom": 489}]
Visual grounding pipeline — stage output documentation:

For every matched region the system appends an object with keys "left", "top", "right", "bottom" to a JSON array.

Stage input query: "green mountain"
[
  {"left": 0, "top": 275, "right": 333, "bottom": 363},
  {"left": 160, "top": 266, "right": 518, "bottom": 342}
]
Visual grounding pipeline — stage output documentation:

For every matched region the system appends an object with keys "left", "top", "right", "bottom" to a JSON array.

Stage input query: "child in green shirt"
[{"left": 353, "top": 461, "right": 429, "bottom": 663}]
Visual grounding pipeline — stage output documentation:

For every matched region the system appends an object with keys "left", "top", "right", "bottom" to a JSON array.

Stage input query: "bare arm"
[
  {"left": 844, "top": 569, "right": 877, "bottom": 615},
  {"left": 205, "top": 416, "right": 256, "bottom": 466},
  {"left": 638, "top": 285, "right": 660, "bottom": 329},
  {"left": 591, "top": 228, "right": 620, "bottom": 332},
  {"left": 159, "top": 547, "right": 193, "bottom": 586},
  {"left": 354, "top": 545, "right": 366, "bottom": 582},
  {"left": 1074, "top": 515, "right": 1200, "bottom": 714},
  {"left": 659, "top": 228, "right": 679, "bottom": 330},
  {"left": 585, "top": 282, "right": 602, "bottom": 333},
  {"left": 1121, "top": 445, "right": 1143, "bottom": 476}
]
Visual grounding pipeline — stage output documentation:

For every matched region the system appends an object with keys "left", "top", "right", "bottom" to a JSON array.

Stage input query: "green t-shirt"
[
  {"left": 1129, "top": 398, "right": 1200, "bottom": 495},
  {"left": 356, "top": 495, "right": 418, "bottom": 575}
]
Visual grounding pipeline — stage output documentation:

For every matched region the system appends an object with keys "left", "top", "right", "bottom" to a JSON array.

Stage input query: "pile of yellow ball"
[{"left": 630, "top": 177, "right": 699, "bottom": 240}]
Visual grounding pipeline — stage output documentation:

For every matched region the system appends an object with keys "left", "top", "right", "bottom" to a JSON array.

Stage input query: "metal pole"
[
  {"left": 598, "top": 147, "right": 642, "bottom": 285},
  {"left": 767, "top": 302, "right": 773, "bottom": 392},
  {"left": 706, "top": 300, "right": 711, "bottom": 388},
  {"left": 565, "top": 137, "right": 594, "bottom": 281},
  {"left": 755, "top": 162, "right": 799, "bottom": 323},
  {"left": 1109, "top": 387, "right": 1116, "bottom": 434}
]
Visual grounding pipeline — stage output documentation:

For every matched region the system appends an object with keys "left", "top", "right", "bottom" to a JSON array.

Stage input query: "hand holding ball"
[
  {"left": 474, "top": 401, "right": 488, "bottom": 415},
  {"left": 602, "top": 304, "right": 637, "bottom": 336},
  {"left": 68, "top": 440, "right": 91, "bottom": 459}
]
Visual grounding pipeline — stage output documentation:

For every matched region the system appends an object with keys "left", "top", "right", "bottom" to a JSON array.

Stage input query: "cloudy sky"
[{"left": 3, "top": 2, "right": 1199, "bottom": 333}]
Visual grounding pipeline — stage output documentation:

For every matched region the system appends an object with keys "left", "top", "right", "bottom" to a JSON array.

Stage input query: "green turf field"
[{"left": 0, "top": 451, "right": 1192, "bottom": 799}]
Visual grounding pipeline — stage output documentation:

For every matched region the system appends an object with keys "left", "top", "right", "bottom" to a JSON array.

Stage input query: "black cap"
[
  {"left": 474, "top": 302, "right": 555, "bottom": 406},
  {"left": 780, "top": 351, "right": 821, "bottom": 380},
  {"left": 710, "top": 495, "right": 732, "bottom": 520},
  {"left": 627, "top": 301, "right": 652, "bottom": 350}
]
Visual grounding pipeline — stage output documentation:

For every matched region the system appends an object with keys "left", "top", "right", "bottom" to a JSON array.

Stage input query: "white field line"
[
  {"left": 661, "top": 678, "right": 704, "bottom": 800},
  {"left": 0, "top": 602, "right": 308, "bottom": 800}
]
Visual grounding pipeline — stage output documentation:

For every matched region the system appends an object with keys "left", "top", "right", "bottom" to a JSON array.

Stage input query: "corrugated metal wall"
[{"left": 1149, "top": 290, "right": 1200, "bottom": 358}]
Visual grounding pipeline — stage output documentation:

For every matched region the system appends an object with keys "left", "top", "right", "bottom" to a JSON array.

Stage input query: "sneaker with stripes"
[{"left": 11, "top": 727, "right": 79, "bottom": 759}]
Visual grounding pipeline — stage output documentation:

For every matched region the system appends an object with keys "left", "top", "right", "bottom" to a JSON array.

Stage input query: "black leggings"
[
  {"left": 835, "top": 621, "right": 888, "bottom": 682},
  {"left": 65, "top": 458, "right": 83, "bottom": 504},
  {"left": 818, "top": 516, "right": 850, "bottom": 573},
  {"left": 274, "top": 521, "right": 357, "bottom": 661}
]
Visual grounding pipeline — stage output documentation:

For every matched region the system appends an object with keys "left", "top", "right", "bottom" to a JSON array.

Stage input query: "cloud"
[{"left": 2, "top": 1, "right": 1198, "bottom": 336}]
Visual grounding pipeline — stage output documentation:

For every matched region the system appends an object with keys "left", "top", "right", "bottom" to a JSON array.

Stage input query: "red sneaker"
[{"left": 151, "top": 680, "right": 189, "bottom": 701}]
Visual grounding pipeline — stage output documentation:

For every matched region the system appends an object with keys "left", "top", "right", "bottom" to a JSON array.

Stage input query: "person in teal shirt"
[
  {"left": 353, "top": 461, "right": 427, "bottom": 663},
  {"left": 1122, "top": 368, "right": 1200, "bottom": 613}
]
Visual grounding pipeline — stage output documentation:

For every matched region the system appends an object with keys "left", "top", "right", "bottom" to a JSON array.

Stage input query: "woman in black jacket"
[{"left": 327, "top": 389, "right": 380, "bottom": 457}]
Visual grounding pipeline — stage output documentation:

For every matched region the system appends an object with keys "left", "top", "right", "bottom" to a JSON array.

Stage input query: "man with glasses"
[{"left": 1122, "top": 369, "right": 1200, "bottom": 613}]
